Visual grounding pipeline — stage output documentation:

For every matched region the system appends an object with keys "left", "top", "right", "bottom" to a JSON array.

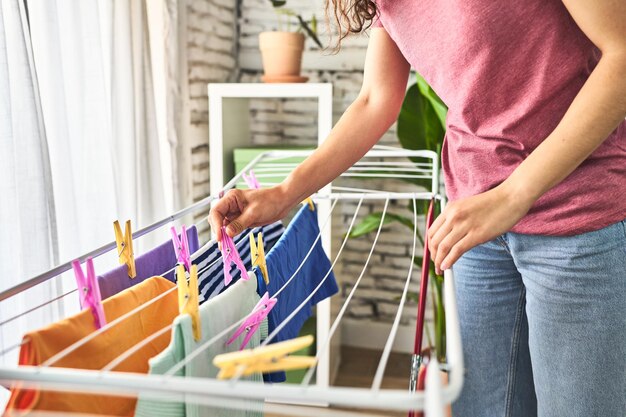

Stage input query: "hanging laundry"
[
  {"left": 193, "top": 222, "right": 284, "bottom": 303},
  {"left": 259, "top": 203, "right": 339, "bottom": 383},
  {"left": 134, "top": 273, "right": 265, "bottom": 417},
  {"left": 4, "top": 277, "right": 179, "bottom": 416},
  {"left": 97, "top": 225, "right": 199, "bottom": 299}
]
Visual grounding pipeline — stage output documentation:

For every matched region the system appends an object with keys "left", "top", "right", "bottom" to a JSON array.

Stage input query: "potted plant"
[{"left": 259, "top": 1, "right": 323, "bottom": 83}]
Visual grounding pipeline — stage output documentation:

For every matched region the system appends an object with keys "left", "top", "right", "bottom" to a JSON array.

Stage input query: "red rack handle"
[{"left": 413, "top": 199, "right": 436, "bottom": 355}]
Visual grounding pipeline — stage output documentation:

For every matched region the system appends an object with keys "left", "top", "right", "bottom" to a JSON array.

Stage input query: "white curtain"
[
  {"left": 0, "top": 0, "right": 179, "bottom": 385},
  {"left": 28, "top": 0, "right": 176, "bottom": 264},
  {"left": 0, "top": 0, "right": 64, "bottom": 370}
]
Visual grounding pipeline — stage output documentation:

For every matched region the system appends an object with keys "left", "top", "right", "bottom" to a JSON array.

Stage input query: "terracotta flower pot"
[{"left": 259, "top": 31, "right": 305, "bottom": 79}]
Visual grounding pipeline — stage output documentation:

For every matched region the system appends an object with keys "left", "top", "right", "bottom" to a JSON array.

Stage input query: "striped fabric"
[{"left": 192, "top": 221, "right": 285, "bottom": 304}]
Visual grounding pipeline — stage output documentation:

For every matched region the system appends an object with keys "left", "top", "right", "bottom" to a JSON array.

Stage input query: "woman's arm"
[
  {"left": 428, "top": 0, "right": 626, "bottom": 273},
  {"left": 209, "top": 28, "right": 410, "bottom": 240}
]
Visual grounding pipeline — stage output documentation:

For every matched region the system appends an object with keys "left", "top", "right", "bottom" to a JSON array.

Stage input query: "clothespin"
[
  {"left": 302, "top": 197, "right": 314, "bottom": 211},
  {"left": 249, "top": 232, "right": 269, "bottom": 285},
  {"left": 220, "top": 226, "right": 250, "bottom": 286},
  {"left": 214, "top": 335, "right": 316, "bottom": 379},
  {"left": 113, "top": 220, "right": 136, "bottom": 278},
  {"left": 72, "top": 257, "right": 107, "bottom": 329},
  {"left": 177, "top": 264, "right": 201, "bottom": 341},
  {"left": 242, "top": 170, "right": 261, "bottom": 190},
  {"left": 171, "top": 225, "right": 191, "bottom": 272},
  {"left": 226, "top": 292, "right": 276, "bottom": 350}
]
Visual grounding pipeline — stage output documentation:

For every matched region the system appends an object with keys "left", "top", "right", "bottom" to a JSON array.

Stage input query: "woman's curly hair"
[{"left": 325, "top": 0, "right": 378, "bottom": 49}]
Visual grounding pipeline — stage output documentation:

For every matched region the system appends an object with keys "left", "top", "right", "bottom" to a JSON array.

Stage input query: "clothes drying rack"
[{"left": 0, "top": 148, "right": 464, "bottom": 416}]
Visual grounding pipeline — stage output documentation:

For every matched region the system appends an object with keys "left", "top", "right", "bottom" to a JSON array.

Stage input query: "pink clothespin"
[
  {"left": 220, "top": 226, "right": 250, "bottom": 286},
  {"left": 227, "top": 292, "right": 276, "bottom": 350},
  {"left": 171, "top": 225, "right": 192, "bottom": 272},
  {"left": 242, "top": 170, "right": 261, "bottom": 190},
  {"left": 72, "top": 257, "right": 107, "bottom": 329}
]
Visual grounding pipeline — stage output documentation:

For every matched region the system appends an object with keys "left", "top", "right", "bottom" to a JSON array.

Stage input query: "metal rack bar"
[
  {"left": 301, "top": 197, "right": 390, "bottom": 387},
  {"left": 0, "top": 269, "right": 461, "bottom": 412},
  {"left": 162, "top": 198, "right": 341, "bottom": 378},
  {"left": 0, "top": 148, "right": 461, "bottom": 413},
  {"left": 103, "top": 199, "right": 340, "bottom": 375},
  {"left": 0, "top": 148, "right": 435, "bottom": 305},
  {"left": 0, "top": 194, "right": 216, "bottom": 302},
  {"left": 371, "top": 198, "right": 418, "bottom": 391}
]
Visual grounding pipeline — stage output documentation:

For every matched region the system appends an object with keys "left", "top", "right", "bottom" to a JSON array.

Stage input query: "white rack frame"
[
  {"left": 208, "top": 83, "right": 335, "bottom": 392},
  {"left": 0, "top": 148, "right": 463, "bottom": 415}
]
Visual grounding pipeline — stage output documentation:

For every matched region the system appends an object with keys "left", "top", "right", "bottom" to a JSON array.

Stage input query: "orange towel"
[{"left": 5, "top": 276, "right": 178, "bottom": 416}]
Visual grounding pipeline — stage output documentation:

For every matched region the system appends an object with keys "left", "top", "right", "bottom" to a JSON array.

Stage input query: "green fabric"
[{"left": 135, "top": 273, "right": 264, "bottom": 417}]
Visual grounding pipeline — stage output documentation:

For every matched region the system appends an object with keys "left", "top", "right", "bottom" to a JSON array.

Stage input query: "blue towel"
[
  {"left": 259, "top": 204, "right": 339, "bottom": 383},
  {"left": 192, "top": 221, "right": 285, "bottom": 303}
]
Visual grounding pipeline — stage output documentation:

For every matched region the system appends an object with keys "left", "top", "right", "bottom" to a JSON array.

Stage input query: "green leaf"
[
  {"left": 311, "top": 14, "right": 317, "bottom": 35},
  {"left": 386, "top": 213, "right": 416, "bottom": 233},
  {"left": 296, "top": 14, "right": 323, "bottom": 48},
  {"left": 415, "top": 73, "right": 447, "bottom": 130},
  {"left": 270, "top": 0, "right": 286, "bottom": 7},
  {"left": 348, "top": 212, "right": 393, "bottom": 238},
  {"left": 348, "top": 212, "right": 416, "bottom": 238},
  {"left": 432, "top": 274, "right": 446, "bottom": 362},
  {"left": 406, "top": 291, "right": 419, "bottom": 304},
  {"left": 397, "top": 83, "right": 446, "bottom": 158}
]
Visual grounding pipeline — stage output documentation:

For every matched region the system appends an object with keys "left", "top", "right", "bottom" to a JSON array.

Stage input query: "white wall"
[{"left": 181, "top": 0, "right": 239, "bottom": 240}]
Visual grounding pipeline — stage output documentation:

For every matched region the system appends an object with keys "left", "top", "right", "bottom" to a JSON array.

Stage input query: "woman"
[{"left": 210, "top": 1, "right": 626, "bottom": 415}]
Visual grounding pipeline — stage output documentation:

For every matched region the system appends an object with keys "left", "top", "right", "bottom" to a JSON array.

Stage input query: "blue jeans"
[{"left": 451, "top": 219, "right": 626, "bottom": 417}]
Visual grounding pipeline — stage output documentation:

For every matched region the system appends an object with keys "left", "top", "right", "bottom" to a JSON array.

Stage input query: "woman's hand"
[
  {"left": 427, "top": 183, "right": 534, "bottom": 274},
  {"left": 208, "top": 186, "right": 293, "bottom": 242}
]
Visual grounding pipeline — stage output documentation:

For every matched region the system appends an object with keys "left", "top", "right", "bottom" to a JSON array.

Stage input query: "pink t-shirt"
[{"left": 374, "top": 0, "right": 626, "bottom": 235}]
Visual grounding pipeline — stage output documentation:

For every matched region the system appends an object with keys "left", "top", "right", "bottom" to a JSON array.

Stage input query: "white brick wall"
[{"left": 186, "top": 0, "right": 239, "bottom": 239}]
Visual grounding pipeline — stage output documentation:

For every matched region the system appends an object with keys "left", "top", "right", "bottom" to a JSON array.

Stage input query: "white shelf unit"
[{"left": 207, "top": 83, "right": 334, "bottom": 393}]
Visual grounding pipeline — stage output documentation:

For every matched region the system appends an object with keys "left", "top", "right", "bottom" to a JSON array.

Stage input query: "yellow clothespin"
[
  {"left": 113, "top": 220, "right": 136, "bottom": 278},
  {"left": 213, "top": 335, "right": 316, "bottom": 379},
  {"left": 177, "top": 264, "right": 201, "bottom": 342},
  {"left": 249, "top": 232, "right": 269, "bottom": 285},
  {"left": 302, "top": 197, "right": 314, "bottom": 211}
]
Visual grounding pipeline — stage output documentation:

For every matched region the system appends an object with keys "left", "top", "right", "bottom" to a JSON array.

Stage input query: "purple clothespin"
[
  {"left": 171, "top": 225, "right": 192, "bottom": 272},
  {"left": 227, "top": 292, "right": 276, "bottom": 350},
  {"left": 72, "top": 257, "right": 107, "bottom": 329},
  {"left": 242, "top": 170, "right": 261, "bottom": 190},
  {"left": 220, "top": 226, "right": 250, "bottom": 286}
]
